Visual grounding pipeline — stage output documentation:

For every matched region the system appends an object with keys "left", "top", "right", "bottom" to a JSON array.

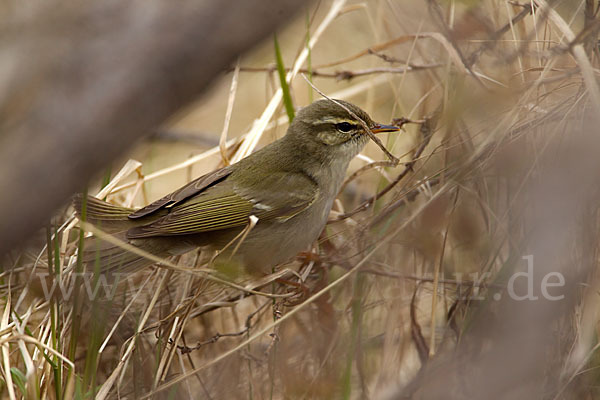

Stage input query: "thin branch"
[
  {"left": 332, "top": 109, "right": 439, "bottom": 221},
  {"left": 219, "top": 58, "right": 241, "bottom": 166},
  {"left": 235, "top": 63, "right": 443, "bottom": 80}
]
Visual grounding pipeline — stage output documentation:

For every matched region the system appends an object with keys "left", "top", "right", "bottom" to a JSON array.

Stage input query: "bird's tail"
[
  {"left": 81, "top": 233, "right": 170, "bottom": 275},
  {"left": 73, "top": 193, "right": 136, "bottom": 233},
  {"left": 73, "top": 195, "right": 170, "bottom": 274}
]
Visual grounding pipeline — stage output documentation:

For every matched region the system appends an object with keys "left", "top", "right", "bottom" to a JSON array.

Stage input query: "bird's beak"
[{"left": 371, "top": 123, "right": 400, "bottom": 133}]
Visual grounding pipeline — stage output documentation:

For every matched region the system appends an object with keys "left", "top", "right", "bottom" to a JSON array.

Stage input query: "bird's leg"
[
  {"left": 296, "top": 251, "right": 321, "bottom": 263},
  {"left": 276, "top": 278, "right": 310, "bottom": 306}
]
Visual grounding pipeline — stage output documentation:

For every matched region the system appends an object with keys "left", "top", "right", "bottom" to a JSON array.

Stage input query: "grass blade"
[{"left": 274, "top": 33, "right": 295, "bottom": 123}]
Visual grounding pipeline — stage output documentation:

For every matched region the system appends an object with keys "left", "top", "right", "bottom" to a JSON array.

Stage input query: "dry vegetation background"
[{"left": 3, "top": 0, "right": 600, "bottom": 399}]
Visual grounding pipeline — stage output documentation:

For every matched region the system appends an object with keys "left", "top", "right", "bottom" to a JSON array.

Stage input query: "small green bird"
[{"left": 75, "top": 99, "right": 399, "bottom": 275}]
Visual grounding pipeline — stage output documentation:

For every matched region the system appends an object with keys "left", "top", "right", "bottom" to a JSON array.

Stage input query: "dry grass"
[{"left": 3, "top": 0, "right": 600, "bottom": 398}]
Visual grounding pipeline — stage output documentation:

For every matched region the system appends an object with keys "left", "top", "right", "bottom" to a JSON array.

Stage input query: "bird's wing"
[
  {"left": 128, "top": 166, "right": 233, "bottom": 219},
  {"left": 126, "top": 171, "right": 318, "bottom": 238}
]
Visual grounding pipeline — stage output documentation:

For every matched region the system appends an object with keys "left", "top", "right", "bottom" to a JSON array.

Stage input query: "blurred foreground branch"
[
  {"left": 396, "top": 98, "right": 600, "bottom": 400},
  {"left": 0, "top": 0, "right": 307, "bottom": 256}
]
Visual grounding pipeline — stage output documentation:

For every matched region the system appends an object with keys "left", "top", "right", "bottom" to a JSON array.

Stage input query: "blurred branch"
[
  {"left": 398, "top": 119, "right": 600, "bottom": 399},
  {"left": 469, "top": 2, "right": 535, "bottom": 66},
  {"left": 0, "top": 0, "right": 308, "bottom": 256},
  {"left": 312, "top": 34, "right": 438, "bottom": 69},
  {"left": 151, "top": 129, "right": 220, "bottom": 148}
]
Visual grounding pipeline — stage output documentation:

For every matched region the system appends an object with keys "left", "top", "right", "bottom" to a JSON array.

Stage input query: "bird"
[{"left": 74, "top": 99, "right": 399, "bottom": 276}]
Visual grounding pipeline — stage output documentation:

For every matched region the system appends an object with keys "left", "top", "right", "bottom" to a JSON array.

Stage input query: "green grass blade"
[
  {"left": 10, "top": 368, "right": 27, "bottom": 395},
  {"left": 274, "top": 33, "right": 295, "bottom": 123}
]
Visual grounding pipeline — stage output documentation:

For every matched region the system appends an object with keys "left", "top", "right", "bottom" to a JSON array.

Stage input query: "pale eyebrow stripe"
[{"left": 310, "top": 117, "right": 359, "bottom": 126}]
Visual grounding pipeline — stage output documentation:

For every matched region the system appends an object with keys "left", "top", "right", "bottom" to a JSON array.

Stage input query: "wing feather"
[
  {"left": 126, "top": 172, "right": 318, "bottom": 238},
  {"left": 128, "top": 166, "right": 233, "bottom": 219}
]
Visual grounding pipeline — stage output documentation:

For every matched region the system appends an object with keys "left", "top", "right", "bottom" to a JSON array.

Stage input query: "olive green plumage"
[{"left": 74, "top": 99, "right": 399, "bottom": 275}]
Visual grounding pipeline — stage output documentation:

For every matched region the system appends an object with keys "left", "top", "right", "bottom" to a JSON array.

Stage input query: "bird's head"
[{"left": 288, "top": 99, "right": 399, "bottom": 161}]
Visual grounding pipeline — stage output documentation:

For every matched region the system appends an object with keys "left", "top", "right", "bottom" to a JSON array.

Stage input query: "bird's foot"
[{"left": 276, "top": 278, "right": 310, "bottom": 306}]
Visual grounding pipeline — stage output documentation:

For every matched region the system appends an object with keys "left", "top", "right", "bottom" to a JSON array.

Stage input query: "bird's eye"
[{"left": 335, "top": 122, "right": 355, "bottom": 133}]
